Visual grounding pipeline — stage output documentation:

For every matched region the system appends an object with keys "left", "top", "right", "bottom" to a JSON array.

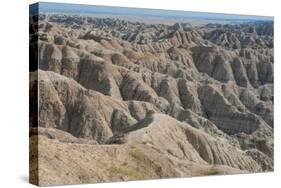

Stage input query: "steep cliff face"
[{"left": 30, "top": 14, "right": 273, "bottom": 186}]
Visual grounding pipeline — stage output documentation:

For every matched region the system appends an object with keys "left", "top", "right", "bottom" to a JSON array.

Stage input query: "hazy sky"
[{"left": 30, "top": 2, "right": 273, "bottom": 21}]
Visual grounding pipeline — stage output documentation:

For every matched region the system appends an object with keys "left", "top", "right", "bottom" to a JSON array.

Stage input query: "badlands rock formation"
[{"left": 29, "top": 14, "right": 273, "bottom": 186}]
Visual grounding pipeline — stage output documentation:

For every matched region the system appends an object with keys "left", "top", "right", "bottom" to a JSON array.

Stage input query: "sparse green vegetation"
[
  {"left": 108, "top": 163, "right": 147, "bottom": 179},
  {"left": 129, "top": 148, "right": 146, "bottom": 161}
]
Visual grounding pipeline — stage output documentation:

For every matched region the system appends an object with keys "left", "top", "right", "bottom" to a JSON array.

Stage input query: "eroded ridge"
[{"left": 29, "top": 12, "right": 273, "bottom": 186}]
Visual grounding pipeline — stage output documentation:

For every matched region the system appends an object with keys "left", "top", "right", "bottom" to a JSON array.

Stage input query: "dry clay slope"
[
  {"left": 30, "top": 70, "right": 270, "bottom": 186},
  {"left": 29, "top": 15, "right": 273, "bottom": 185}
]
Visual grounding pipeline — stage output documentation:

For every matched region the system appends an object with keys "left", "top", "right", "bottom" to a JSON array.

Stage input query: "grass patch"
[
  {"left": 109, "top": 163, "right": 146, "bottom": 179},
  {"left": 129, "top": 148, "right": 147, "bottom": 161},
  {"left": 129, "top": 148, "right": 164, "bottom": 177}
]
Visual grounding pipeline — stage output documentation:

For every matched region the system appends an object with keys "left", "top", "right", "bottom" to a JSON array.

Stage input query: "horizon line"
[{"left": 30, "top": 2, "right": 274, "bottom": 21}]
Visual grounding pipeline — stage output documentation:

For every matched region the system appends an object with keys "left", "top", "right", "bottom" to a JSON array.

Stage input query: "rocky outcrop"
[
  {"left": 32, "top": 70, "right": 139, "bottom": 143},
  {"left": 31, "top": 113, "right": 254, "bottom": 186},
  {"left": 30, "top": 13, "right": 274, "bottom": 186}
]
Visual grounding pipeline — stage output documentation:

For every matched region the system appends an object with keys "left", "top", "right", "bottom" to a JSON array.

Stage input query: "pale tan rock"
[{"left": 30, "top": 14, "right": 274, "bottom": 186}]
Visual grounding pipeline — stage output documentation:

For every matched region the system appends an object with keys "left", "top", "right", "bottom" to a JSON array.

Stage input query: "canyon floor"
[{"left": 29, "top": 13, "right": 273, "bottom": 186}]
